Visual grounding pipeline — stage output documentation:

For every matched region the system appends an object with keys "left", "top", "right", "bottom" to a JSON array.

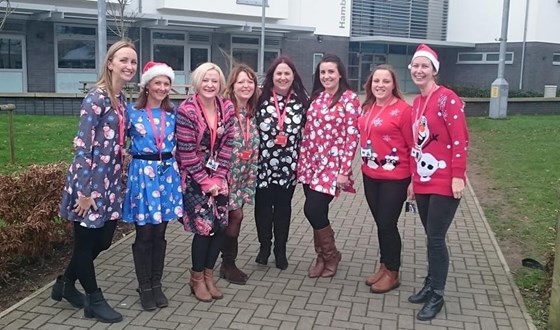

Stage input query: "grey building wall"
[
  {"left": 283, "top": 35, "right": 349, "bottom": 91},
  {"left": 438, "top": 42, "right": 560, "bottom": 93},
  {"left": 26, "top": 21, "right": 56, "bottom": 93}
]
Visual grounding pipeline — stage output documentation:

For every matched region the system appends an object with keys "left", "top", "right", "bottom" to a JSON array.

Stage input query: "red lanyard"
[
  {"left": 145, "top": 105, "right": 166, "bottom": 159},
  {"left": 196, "top": 96, "right": 219, "bottom": 156},
  {"left": 272, "top": 91, "right": 292, "bottom": 132},
  {"left": 237, "top": 109, "right": 251, "bottom": 147},
  {"left": 413, "top": 84, "right": 439, "bottom": 142},
  {"left": 364, "top": 96, "right": 394, "bottom": 138}
]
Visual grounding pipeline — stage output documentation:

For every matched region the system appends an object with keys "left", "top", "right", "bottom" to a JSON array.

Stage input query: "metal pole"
[
  {"left": 519, "top": 0, "right": 529, "bottom": 90},
  {"left": 258, "top": 0, "right": 266, "bottom": 77},
  {"left": 489, "top": 0, "right": 510, "bottom": 119},
  {"left": 98, "top": 0, "right": 107, "bottom": 70},
  {"left": 0, "top": 104, "right": 16, "bottom": 163}
]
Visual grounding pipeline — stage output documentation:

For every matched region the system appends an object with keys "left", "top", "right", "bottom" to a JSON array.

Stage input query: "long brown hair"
[
  {"left": 311, "top": 54, "right": 352, "bottom": 109},
  {"left": 224, "top": 63, "right": 260, "bottom": 117},
  {"left": 96, "top": 39, "right": 137, "bottom": 108},
  {"left": 259, "top": 55, "right": 309, "bottom": 109},
  {"left": 362, "top": 64, "right": 404, "bottom": 112}
]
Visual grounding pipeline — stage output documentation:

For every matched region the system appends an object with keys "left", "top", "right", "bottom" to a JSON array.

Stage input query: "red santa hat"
[
  {"left": 409, "top": 44, "right": 440, "bottom": 73},
  {"left": 140, "top": 61, "right": 175, "bottom": 88}
]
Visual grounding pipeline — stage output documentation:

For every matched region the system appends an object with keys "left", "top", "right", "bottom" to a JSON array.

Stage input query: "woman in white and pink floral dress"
[{"left": 297, "top": 54, "right": 361, "bottom": 278}]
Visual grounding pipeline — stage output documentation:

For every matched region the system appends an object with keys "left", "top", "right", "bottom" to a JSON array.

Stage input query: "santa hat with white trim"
[
  {"left": 408, "top": 44, "right": 440, "bottom": 73},
  {"left": 140, "top": 61, "right": 175, "bottom": 88}
]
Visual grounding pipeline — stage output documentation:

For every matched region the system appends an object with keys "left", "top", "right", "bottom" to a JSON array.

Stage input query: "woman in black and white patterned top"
[{"left": 254, "top": 55, "right": 309, "bottom": 270}]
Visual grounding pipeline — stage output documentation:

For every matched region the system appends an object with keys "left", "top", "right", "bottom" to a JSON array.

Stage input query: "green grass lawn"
[
  {"left": 0, "top": 114, "right": 78, "bottom": 174},
  {"left": 468, "top": 114, "right": 560, "bottom": 329}
]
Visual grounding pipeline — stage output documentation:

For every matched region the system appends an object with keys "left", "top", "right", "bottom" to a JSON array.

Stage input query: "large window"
[
  {"left": 457, "top": 52, "right": 514, "bottom": 64},
  {"left": 0, "top": 37, "right": 22, "bottom": 69},
  {"left": 231, "top": 36, "right": 280, "bottom": 74},
  {"left": 56, "top": 25, "right": 96, "bottom": 69},
  {"left": 153, "top": 32, "right": 185, "bottom": 71}
]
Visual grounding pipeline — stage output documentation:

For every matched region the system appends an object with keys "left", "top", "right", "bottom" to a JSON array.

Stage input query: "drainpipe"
[{"left": 519, "top": 0, "right": 529, "bottom": 90}]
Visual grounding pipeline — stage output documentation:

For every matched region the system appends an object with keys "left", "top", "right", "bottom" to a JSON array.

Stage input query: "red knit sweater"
[
  {"left": 411, "top": 86, "right": 469, "bottom": 197},
  {"left": 358, "top": 98, "right": 413, "bottom": 180}
]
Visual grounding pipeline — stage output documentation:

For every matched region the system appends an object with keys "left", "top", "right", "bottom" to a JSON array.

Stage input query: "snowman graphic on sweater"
[{"left": 414, "top": 115, "right": 446, "bottom": 181}]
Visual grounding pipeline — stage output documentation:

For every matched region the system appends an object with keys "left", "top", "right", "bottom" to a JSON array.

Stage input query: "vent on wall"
[{"left": 189, "top": 34, "right": 210, "bottom": 43}]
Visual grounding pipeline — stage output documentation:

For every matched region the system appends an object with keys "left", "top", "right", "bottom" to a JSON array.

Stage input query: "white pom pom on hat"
[
  {"left": 408, "top": 44, "right": 440, "bottom": 73},
  {"left": 140, "top": 61, "right": 175, "bottom": 88}
]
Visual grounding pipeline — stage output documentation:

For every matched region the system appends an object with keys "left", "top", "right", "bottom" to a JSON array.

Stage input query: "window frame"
[
  {"left": 54, "top": 23, "right": 97, "bottom": 72},
  {"left": 553, "top": 53, "right": 560, "bottom": 66},
  {"left": 457, "top": 51, "right": 514, "bottom": 64}
]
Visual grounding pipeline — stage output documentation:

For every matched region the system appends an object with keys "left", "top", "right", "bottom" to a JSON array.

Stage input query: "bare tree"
[
  {"left": 0, "top": 0, "right": 14, "bottom": 31},
  {"left": 106, "top": 0, "right": 141, "bottom": 39}
]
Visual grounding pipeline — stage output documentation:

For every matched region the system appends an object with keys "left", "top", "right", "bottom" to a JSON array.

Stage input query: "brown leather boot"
[
  {"left": 220, "top": 236, "right": 248, "bottom": 285},
  {"left": 370, "top": 269, "right": 400, "bottom": 293},
  {"left": 365, "top": 263, "right": 386, "bottom": 286},
  {"left": 204, "top": 269, "right": 223, "bottom": 299},
  {"left": 319, "top": 225, "right": 342, "bottom": 278},
  {"left": 308, "top": 230, "right": 324, "bottom": 278},
  {"left": 189, "top": 270, "right": 212, "bottom": 302}
]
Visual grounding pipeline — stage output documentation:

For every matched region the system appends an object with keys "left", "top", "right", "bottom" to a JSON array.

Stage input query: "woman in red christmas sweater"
[
  {"left": 358, "top": 64, "right": 413, "bottom": 294},
  {"left": 407, "top": 44, "right": 469, "bottom": 321}
]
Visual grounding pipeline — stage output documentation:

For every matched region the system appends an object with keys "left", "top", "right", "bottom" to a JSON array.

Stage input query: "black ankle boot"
[
  {"left": 51, "top": 275, "right": 85, "bottom": 308},
  {"left": 273, "top": 246, "right": 288, "bottom": 270},
  {"left": 408, "top": 278, "right": 432, "bottom": 304},
  {"left": 84, "top": 288, "right": 123, "bottom": 323},
  {"left": 416, "top": 292, "right": 444, "bottom": 321},
  {"left": 255, "top": 245, "right": 271, "bottom": 265},
  {"left": 136, "top": 287, "right": 156, "bottom": 311}
]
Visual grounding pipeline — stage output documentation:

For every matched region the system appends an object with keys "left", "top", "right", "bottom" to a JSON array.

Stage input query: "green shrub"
[{"left": 445, "top": 85, "right": 545, "bottom": 98}]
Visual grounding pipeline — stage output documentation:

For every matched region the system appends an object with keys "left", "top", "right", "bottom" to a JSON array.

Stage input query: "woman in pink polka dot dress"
[
  {"left": 407, "top": 44, "right": 469, "bottom": 321},
  {"left": 297, "top": 54, "right": 361, "bottom": 278}
]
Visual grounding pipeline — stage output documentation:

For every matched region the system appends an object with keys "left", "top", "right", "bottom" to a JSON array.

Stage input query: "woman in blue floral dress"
[
  {"left": 123, "top": 61, "right": 183, "bottom": 311},
  {"left": 52, "top": 40, "right": 138, "bottom": 324},
  {"left": 219, "top": 64, "right": 260, "bottom": 285}
]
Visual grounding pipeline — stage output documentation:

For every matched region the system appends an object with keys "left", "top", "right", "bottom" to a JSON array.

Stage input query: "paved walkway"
[{"left": 0, "top": 163, "right": 535, "bottom": 329}]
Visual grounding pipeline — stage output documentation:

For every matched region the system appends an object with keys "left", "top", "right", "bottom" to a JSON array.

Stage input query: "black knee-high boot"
[
  {"left": 151, "top": 239, "right": 168, "bottom": 307},
  {"left": 132, "top": 243, "right": 156, "bottom": 311}
]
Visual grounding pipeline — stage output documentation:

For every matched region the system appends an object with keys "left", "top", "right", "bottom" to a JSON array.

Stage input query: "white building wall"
[
  {"left": 281, "top": 0, "right": 351, "bottom": 37},
  {"left": 447, "top": 0, "right": 560, "bottom": 44}
]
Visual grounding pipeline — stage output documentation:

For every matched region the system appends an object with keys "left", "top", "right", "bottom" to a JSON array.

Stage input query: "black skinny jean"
[
  {"left": 64, "top": 220, "right": 117, "bottom": 294},
  {"left": 363, "top": 175, "right": 410, "bottom": 271},
  {"left": 415, "top": 193, "right": 460, "bottom": 295},
  {"left": 303, "top": 185, "right": 334, "bottom": 230}
]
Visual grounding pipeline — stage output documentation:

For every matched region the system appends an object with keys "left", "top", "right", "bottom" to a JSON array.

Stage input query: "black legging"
[
  {"left": 303, "top": 185, "right": 334, "bottom": 230},
  {"left": 415, "top": 193, "right": 460, "bottom": 295},
  {"left": 135, "top": 222, "right": 168, "bottom": 245},
  {"left": 64, "top": 220, "right": 117, "bottom": 294},
  {"left": 363, "top": 175, "right": 410, "bottom": 271},
  {"left": 191, "top": 231, "right": 225, "bottom": 272}
]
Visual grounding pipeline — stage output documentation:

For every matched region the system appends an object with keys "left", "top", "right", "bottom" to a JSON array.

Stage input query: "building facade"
[{"left": 0, "top": 0, "right": 559, "bottom": 94}]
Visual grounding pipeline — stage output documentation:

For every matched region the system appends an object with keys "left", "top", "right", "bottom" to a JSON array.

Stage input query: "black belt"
[{"left": 132, "top": 153, "right": 173, "bottom": 161}]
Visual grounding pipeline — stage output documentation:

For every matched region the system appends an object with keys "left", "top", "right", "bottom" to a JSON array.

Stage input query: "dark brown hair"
[
  {"left": 259, "top": 55, "right": 310, "bottom": 109},
  {"left": 134, "top": 76, "right": 174, "bottom": 112},
  {"left": 311, "top": 54, "right": 352, "bottom": 109}
]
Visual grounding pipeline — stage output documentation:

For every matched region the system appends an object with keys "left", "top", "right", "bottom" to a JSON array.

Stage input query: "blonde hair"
[
  {"left": 191, "top": 62, "right": 226, "bottom": 95},
  {"left": 96, "top": 39, "right": 137, "bottom": 108}
]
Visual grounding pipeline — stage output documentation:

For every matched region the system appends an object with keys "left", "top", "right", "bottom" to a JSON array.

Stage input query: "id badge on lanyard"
[
  {"left": 206, "top": 157, "right": 219, "bottom": 171},
  {"left": 275, "top": 133, "right": 288, "bottom": 147},
  {"left": 239, "top": 149, "right": 252, "bottom": 161}
]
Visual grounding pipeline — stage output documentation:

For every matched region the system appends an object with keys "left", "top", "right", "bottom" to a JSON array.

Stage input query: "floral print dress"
[
  {"left": 297, "top": 89, "right": 361, "bottom": 196},
  {"left": 256, "top": 93, "right": 306, "bottom": 189},
  {"left": 59, "top": 88, "right": 126, "bottom": 228},
  {"left": 228, "top": 106, "right": 259, "bottom": 211},
  {"left": 122, "top": 105, "right": 184, "bottom": 225}
]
